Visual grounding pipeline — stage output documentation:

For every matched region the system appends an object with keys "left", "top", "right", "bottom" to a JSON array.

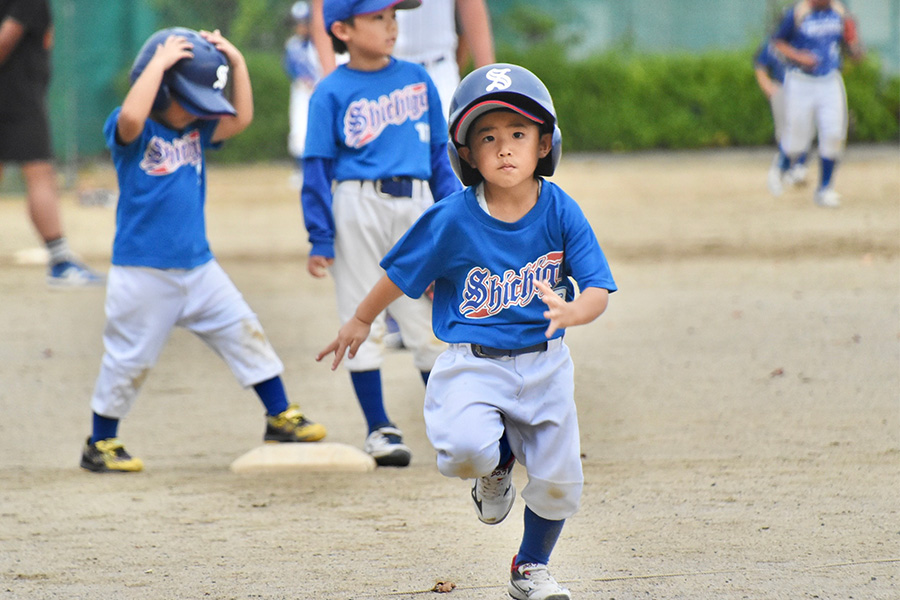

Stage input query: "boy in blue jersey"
[
  {"left": 771, "top": 0, "right": 863, "bottom": 208},
  {"left": 80, "top": 28, "right": 326, "bottom": 473},
  {"left": 319, "top": 64, "right": 616, "bottom": 600},
  {"left": 301, "top": 0, "right": 461, "bottom": 467}
]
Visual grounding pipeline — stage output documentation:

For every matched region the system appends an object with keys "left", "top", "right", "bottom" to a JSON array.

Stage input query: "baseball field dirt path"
[{"left": 1, "top": 146, "right": 897, "bottom": 599}]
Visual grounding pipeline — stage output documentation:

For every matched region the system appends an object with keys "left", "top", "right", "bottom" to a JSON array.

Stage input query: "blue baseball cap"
[{"left": 323, "top": 0, "right": 421, "bottom": 33}]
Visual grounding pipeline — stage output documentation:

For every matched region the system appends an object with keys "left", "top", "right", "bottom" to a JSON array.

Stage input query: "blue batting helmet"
[
  {"left": 130, "top": 28, "right": 236, "bottom": 118},
  {"left": 447, "top": 63, "right": 562, "bottom": 186}
]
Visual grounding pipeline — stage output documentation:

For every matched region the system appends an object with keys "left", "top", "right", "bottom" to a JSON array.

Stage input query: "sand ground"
[{"left": 0, "top": 147, "right": 897, "bottom": 599}]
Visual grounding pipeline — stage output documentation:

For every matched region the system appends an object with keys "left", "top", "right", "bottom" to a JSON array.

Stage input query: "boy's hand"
[
  {"left": 152, "top": 34, "right": 194, "bottom": 71},
  {"left": 200, "top": 29, "right": 242, "bottom": 64},
  {"left": 317, "top": 317, "right": 372, "bottom": 370},
  {"left": 535, "top": 279, "right": 568, "bottom": 338},
  {"left": 307, "top": 255, "right": 333, "bottom": 278},
  {"left": 794, "top": 50, "right": 818, "bottom": 71},
  {"left": 536, "top": 280, "right": 610, "bottom": 337}
]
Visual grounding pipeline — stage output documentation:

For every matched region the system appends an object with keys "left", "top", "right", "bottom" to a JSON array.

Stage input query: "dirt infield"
[{"left": 1, "top": 147, "right": 897, "bottom": 599}]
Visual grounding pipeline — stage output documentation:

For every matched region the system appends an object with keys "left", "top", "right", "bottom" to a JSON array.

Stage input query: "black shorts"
[{"left": 0, "top": 101, "right": 53, "bottom": 162}]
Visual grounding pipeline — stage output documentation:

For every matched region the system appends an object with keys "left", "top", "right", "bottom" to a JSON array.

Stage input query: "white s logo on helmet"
[
  {"left": 213, "top": 65, "right": 229, "bottom": 90},
  {"left": 484, "top": 68, "right": 512, "bottom": 92}
]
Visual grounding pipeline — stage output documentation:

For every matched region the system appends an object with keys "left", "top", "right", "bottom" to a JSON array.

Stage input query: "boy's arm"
[
  {"left": 535, "top": 280, "right": 609, "bottom": 338},
  {"left": 204, "top": 29, "right": 253, "bottom": 142},
  {"left": 118, "top": 34, "right": 193, "bottom": 144},
  {"left": 0, "top": 16, "right": 25, "bottom": 66},
  {"left": 754, "top": 66, "right": 777, "bottom": 99},
  {"left": 456, "top": 0, "right": 495, "bottom": 68},
  {"left": 309, "top": 0, "right": 337, "bottom": 75},
  {"left": 317, "top": 275, "right": 405, "bottom": 370},
  {"left": 301, "top": 156, "right": 337, "bottom": 276}
]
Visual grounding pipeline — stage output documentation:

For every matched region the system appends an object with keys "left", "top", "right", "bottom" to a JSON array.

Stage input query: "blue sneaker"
[{"left": 47, "top": 260, "right": 105, "bottom": 288}]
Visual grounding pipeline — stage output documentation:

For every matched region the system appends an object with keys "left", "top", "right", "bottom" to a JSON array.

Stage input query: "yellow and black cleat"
[
  {"left": 80, "top": 437, "right": 144, "bottom": 473},
  {"left": 265, "top": 404, "right": 327, "bottom": 443}
]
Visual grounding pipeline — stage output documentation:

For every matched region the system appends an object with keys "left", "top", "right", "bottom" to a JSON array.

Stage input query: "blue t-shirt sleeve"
[
  {"left": 381, "top": 201, "right": 446, "bottom": 298},
  {"left": 773, "top": 8, "right": 796, "bottom": 42},
  {"left": 753, "top": 42, "right": 767, "bottom": 67},
  {"left": 563, "top": 204, "right": 617, "bottom": 294}
]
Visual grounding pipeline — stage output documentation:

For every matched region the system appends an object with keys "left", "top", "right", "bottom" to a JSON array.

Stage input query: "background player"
[
  {"left": 309, "top": 0, "right": 495, "bottom": 349},
  {"left": 283, "top": 1, "right": 323, "bottom": 187},
  {"left": 771, "top": 0, "right": 863, "bottom": 208},
  {"left": 0, "top": 0, "right": 104, "bottom": 286},
  {"left": 308, "top": 0, "right": 495, "bottom": 114},
  {"left": 81, "top": 27, "right": 325, "bottom": 473},
  {"left": 301, "top": 0, "right": 460, "bottom": 467},
  {"left": 754, "top": 36, "right": 810, "bottom": 196},
  {"left": 319, "top": 63, "right": 617, "bottom": 600}
]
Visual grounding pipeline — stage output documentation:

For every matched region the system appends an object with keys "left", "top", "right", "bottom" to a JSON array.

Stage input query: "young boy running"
[{"left": 320, "top": 63, "right": 617, "bottom": 600}]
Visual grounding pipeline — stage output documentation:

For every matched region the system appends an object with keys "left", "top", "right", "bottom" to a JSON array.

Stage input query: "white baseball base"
[
  {"left": 230, "top": 442, "right": 376, "bottom": 473},
  {"left": 13, "top": 247, "right": 49, "bottom": 265}
]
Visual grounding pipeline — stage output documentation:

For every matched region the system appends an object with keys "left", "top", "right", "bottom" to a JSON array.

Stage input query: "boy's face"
[
  {"left": 458, "top": 110, "right": 552, "bottom": 190},
  {"left": 332, "top": 6, "right": 398, "bottom": 61},
  {"left": 161, "top": 99, "right": 197, "bottom": 129}
]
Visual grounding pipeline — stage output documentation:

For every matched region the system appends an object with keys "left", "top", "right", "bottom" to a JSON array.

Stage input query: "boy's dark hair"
[{"left": 328, "top": 17, "right": 352, "bottom": 54}]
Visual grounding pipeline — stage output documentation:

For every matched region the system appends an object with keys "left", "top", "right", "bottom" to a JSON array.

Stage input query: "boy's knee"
[{"left": 436, "top": 442, "right": 498, "bottom": 480}]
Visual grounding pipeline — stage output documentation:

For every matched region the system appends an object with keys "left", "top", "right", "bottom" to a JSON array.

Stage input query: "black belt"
[
  {"left": 470, "top": 341, "right": 548, "bottom": 359},
  {"left": 375, "top": 176, "right": 413, "bottom": 198}
]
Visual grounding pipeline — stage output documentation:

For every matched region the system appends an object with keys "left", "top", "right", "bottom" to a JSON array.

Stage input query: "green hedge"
[
  {"left": 213, "top": 51, "right": 291, "bottom": 163},
  {"left": 209, "top": 45, "right": 899, "bottom": 162},
  {"left": 501, "top": 42, "right": 900, "bottom": 152}
]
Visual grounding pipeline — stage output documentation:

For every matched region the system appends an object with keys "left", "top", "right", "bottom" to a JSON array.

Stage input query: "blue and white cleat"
[{"left": 47, "top": 260, "right": 106, "bottom": 288}]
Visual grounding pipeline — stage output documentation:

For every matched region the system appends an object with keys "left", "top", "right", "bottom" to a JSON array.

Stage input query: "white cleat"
[
  {"left": 786, "top": 163, "right": 809, "bottom": 186},
  {"left": 471, "top": 457, "right": 516, "bottom": 524},
  {"left": 508, "top": 558, "right": 571, "bottom": 600},
  {"left": 364, "top": 426, "right": 411, "bottom": 467},
  {"left": 814, "top": 187, "right": 841, "bottom": 208},
  {"left": 767, "top": 156, "right": 786, "bottom": 197}
]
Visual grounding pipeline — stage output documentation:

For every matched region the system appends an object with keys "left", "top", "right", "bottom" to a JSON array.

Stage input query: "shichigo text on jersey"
[
  {"left": 343, "top": 82, "right": 429, "bottom": 148},
  {"left": 140, "top": 130, "right": 203, "bottom": 176},
  {"left": 459, "top": 251, "right": 564, "bottom": 319}
]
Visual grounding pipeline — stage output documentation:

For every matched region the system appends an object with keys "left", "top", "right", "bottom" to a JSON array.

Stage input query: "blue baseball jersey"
[
  {"left": 304, "top": 58, "right": 447, "bottom": 181},
  {"left": 774, "top": 2, "right": 847, "bottom": 76},
  {"left": 103, "top": 107, "right": 220, "bottom": 269},
  {"left": 381, "top": 181, "right": 617, "bottom": 349},
  {"left": 754, "top": 40, "right": 789, "bottom": 84}
]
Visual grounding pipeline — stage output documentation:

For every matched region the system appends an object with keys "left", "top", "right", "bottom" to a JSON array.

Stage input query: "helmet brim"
[
  {"left": 451, "top": 100, "right": 546, "bottom": 146},
  {"left": 169, "top": 71, "right": 237, "bottom": 118}
]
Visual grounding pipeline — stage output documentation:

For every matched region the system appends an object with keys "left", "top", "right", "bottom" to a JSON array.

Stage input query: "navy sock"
[
  {"left": 350, "top": 370, "right": 390, "bottom": 433},
  {"left": 498, "top": 430, "right": 512, "bottom": 467},
  {"left": 797, "top": 152, "right": 808, "bottom": 166},
  {"left": 820, "top": 157, "right": 836, "bottom": 188},
  {"left": 516, "top": 507, "right": 565, "bottom": 566},
  {"left": 778, "top": 152, "right": 791, "bottom": 172},
  {"left": 253, "top": 376, "right": 290, "bottom": 416},
  {"left": 91, "top": 412, "right": 119, "bottom": 444},
  {"left": 420, "top": 370, "right": 430, "bottom": 386}
]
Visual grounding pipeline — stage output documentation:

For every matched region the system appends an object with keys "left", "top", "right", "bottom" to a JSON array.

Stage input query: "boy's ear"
[
  {"left": 457, "top": 146, "right": 475, "bottom": 168},
  {"left": 331, "top": 21, "right": 350, "bottom": 42},
  {"left": 538, "top": 132, "right": 553, "bottom": 159}
]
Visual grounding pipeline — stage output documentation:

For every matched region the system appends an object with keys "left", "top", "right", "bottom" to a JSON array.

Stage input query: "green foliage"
[
  {"left": 150, "top": 0, "right": 294, "bottom": 51},
  {"left": 497, "top": 43, "right": 900, "bottom": 152},
  {"left": 212, "top": 52, "right": 291, "bottom": 163}
]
